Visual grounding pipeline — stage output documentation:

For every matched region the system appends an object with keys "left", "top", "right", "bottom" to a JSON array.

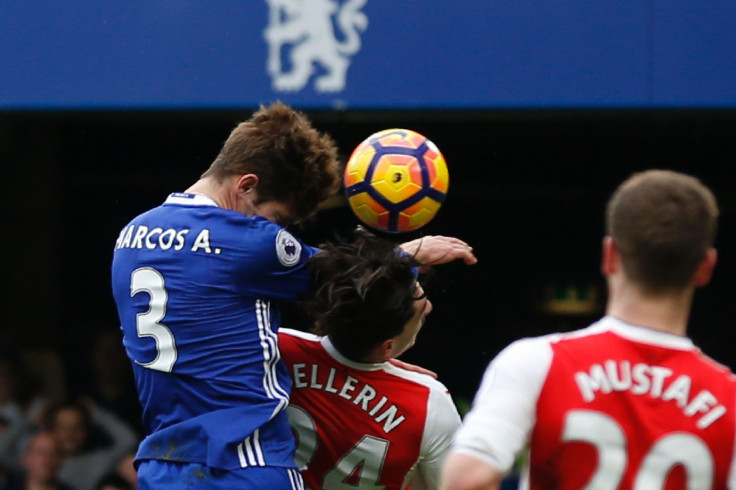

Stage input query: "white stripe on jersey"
[
  {"left": 237, "top": 441, "right": 248, "bottom": 467},
  {"left": 245, "top": 438, "right": 257, "bottom": 465},
  {"left": 251, "top": 428, "right": 265, "bottom": 465},
  {"left": 287, "top": 468, "right": 305, "bottom": 490},
  {"left": 237, "top": 429, "right": 266, "bottom": 468},
  {"left": 261, "top": 300, "right": 290, "bottom": 402},
  {"left": 256, "top": 300, "right": 289, "bottom": 417}
]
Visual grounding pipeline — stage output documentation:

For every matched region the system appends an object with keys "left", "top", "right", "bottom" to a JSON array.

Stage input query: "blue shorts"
[{"left": 138, "top": 460, "right": 304, "bottom": 489}]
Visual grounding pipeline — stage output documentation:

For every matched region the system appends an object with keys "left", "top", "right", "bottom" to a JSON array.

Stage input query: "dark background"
[{"left": 3, "top": 108, "right": 735, "bottom": 404}]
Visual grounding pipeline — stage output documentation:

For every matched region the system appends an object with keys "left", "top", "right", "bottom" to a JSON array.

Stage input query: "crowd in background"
[{"left": 0, "top": 329, "right": 141, "bottom": 490}]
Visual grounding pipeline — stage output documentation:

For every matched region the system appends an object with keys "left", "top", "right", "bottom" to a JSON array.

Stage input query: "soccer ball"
[{"left": 343, "top": 129, "right": 449, "bottom": 233}]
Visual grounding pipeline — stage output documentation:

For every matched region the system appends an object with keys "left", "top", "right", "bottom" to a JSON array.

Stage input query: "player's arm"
[
  {"left": 399, "top": 236, "right": 477, "bottom": 269},
  {"left": 240, "top": 223, "right": 320, "bottom": 300},
  {"left": 441, "top": 336, "right": 553, "bottom": 490},
  {"left": 440, "top": 452, "right": 504, "bottom": 490},
  {"left": 416, "top": 382, "right": 462, "bottom": 489}
]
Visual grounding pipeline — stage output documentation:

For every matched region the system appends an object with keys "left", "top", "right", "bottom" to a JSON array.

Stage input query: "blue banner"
[{"left": 1, "top": 1, "right": 735, "bottom": 110}]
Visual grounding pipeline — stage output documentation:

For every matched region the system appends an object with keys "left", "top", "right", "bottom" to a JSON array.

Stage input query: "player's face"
[{"left": 391, "top": 284, "right": 432, "bottom": 358}]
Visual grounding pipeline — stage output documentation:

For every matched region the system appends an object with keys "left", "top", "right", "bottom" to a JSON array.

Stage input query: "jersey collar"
[
  {"left": 595, "top": 315, "right": 695, "bottom": 350},
  {"left": 164, "top": 192, "right": 219, "bottom": 207}
]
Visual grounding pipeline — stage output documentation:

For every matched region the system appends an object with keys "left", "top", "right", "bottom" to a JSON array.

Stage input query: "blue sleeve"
[{"left": 235, "top": 219, "right": 322, "bottom": 301}]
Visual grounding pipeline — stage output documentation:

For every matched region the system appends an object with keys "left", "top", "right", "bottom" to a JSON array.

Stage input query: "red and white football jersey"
[
  {"left": 279, "top": 328, "right": 461, "bottom": 490},
  {"left": 453, "top": 316, "right": 736, "bottom": 489}
]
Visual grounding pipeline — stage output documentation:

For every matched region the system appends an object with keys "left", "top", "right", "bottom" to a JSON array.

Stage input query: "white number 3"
[
  {"left": 562, "top": 409, "right": 714, "bottom": 489},
  {"left": 130, "top": 267, "right": 178, "bottom": 372}
]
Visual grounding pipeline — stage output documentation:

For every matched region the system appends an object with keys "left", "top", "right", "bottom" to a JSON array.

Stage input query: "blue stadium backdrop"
[{"left": 1, "top": 0, "right": 735, "bottom": 110}]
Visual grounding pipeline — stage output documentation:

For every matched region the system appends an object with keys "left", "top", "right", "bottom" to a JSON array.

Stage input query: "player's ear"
[
  {"left": 237, "top": 174, "right": 259, "bottom": 195},
  {"left": 601, "top": 236, "right": 620, "bottom": 277},
  {"left": 377, "top": 339, "right": 394, "bottom": 362},
  {"left": 693, "top": 248, "right": 717, "bottom": 287}
]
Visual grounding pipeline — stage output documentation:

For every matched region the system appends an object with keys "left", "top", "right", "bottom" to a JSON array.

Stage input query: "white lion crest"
[{"left": 264, "top": 0, "right": 368, "bottom": 92}]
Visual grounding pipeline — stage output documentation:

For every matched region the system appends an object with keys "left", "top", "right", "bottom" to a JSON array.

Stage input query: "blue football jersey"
[{"left": 111, "top": 192, "right": 319, "bottom": 470}]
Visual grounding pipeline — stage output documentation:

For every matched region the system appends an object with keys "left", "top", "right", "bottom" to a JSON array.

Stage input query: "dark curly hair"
[
  {"left": 302, "top": 228, "right": 424, "bottom": 363},
  {"left": 201, "top": 101, "right": 341, "bottom": 221}
]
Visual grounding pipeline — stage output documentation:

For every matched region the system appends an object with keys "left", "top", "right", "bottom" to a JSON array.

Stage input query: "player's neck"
[
  {"left": 185, "top": 177, "right": 235, "bottom": 210},
  {"left": 606, "top": 283, "right": 693, "bottom": 337}
]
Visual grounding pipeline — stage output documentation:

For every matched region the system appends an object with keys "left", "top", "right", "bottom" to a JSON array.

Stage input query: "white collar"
[
  {"left": 590, "top": 315, "right": 696, "bottom": 351},
  {"left": 164, "top": 192, "right": 219, "bottom": 207}
]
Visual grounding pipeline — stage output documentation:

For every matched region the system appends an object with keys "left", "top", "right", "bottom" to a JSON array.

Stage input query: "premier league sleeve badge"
[{"left": 275, "top": 229, "right": 302, "bottom": 267}]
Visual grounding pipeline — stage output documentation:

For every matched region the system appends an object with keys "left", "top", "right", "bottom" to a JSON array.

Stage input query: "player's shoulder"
[
  {"left": 534, "top": 318, "right": 626, "bottom": 353},
  {"left": 478, "top": 334, "right": 559, "bottom": 383},
  {"left": 693, "top": 349, "right": 736, "bottom": 382},
  {"left": 123, "top": 202, "right": 166, "bottom": 224},
  {"left": 489, "top": 320, "right": 614, "bottom": 367},
  {"left": 500, "top": 331, "right": 562, "bottom": 360},
  {"left": 383, "top": 362, "right": 452, "bottom": 393},
  {"left": 278, "top": 328, "right": 321, "bottom": 356},
  {"left": 247, "top": 220, "right": 321, "bottom": 264}
]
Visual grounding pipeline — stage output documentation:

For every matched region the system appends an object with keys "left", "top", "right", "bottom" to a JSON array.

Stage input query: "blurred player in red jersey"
[
  {"left": 279, "top": 228, "right": 476, "bottom": 489},
  {"left": 441, "top": 170, "right": 736, "bottom": 490}
]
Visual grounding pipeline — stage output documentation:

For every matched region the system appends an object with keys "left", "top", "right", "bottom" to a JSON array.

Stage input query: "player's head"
[
  {"left": 304, "top": 228, "right": 432, "bottom": 363},
  {"left": 605, "top": 169, "right": 718, "bottom": 294},
  {"left": 201, "top": 101, "right": 340, "bottom": 222}
]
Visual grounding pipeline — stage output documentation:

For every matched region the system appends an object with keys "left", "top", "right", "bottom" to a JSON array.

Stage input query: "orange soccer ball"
[{"left": 343, "top": 129, "right": 449, "bottom": 233}]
